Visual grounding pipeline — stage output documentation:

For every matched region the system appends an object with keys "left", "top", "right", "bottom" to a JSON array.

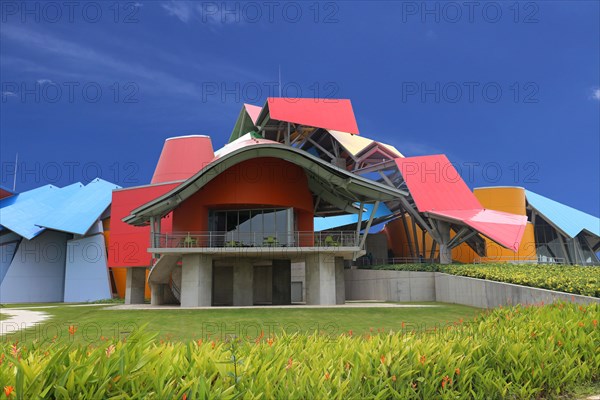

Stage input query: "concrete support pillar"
[
  {"left": 180, "top": 254, "right": 212, "bottom": 307},
  {"left": 305, "top": 254, "right": 336, "bottom": 305},
  {"left": 125, "top": 267, "right": 146, "bottom": 305},
  {"left": 272, "top": 259, "right": 291, "bottom": 305},
  {"left": 335, "top": 257, "right": 345, "bottom": 305},
  {"left": 150, "top": 283, "right": 165, "bottom": 306},
  {"left": 438, "top": 221, "right": 452, "bottom": 264},
  {"left": 233, "top": 262, "right": 253, "bottom": 306}
]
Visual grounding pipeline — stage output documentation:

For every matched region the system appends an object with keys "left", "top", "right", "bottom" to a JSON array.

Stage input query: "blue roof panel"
[
  {"left": 0, "top": 183, "right": 83, "bottom": 239},
  {"left": 525, "top": 190, "right": 600, "bottom": 238},
  {"left": 314, "top": 203, "right": 393, "bottom": 232},
  {"left": 37, "top": 178, "right": 121, "bottom": 235}
]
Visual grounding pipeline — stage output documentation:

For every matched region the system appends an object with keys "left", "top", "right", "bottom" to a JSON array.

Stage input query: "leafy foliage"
[{"left": 1, "top": 302, "right": 598, "bottom": 399}]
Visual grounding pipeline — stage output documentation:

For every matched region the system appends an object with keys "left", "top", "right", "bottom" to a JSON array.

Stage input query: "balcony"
[
  {"left": 149, "top": 231, "right": 362, "bottom": 260},
  {"left": 153, "top": 231, "right": 359, "bottom": 249}
]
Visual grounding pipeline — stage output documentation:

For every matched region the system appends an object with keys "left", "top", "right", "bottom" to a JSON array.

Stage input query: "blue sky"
[{"left": 1, "top": 1, "right": 599, "bottom": 216}]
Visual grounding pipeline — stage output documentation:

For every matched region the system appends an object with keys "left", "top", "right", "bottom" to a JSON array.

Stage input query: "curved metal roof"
[{"left": 124, "top": 141, "right": 407, "bottom": 226}]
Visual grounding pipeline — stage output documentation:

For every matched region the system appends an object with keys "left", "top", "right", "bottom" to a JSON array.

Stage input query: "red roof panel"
[
  {"left": 267, "top": 98, "right": 359, "bottom": 134},
  {"left": 151, "top": 136, "right": 214, "bottom": 184}
]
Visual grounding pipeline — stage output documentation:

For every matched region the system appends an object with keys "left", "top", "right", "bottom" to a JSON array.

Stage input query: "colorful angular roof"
[
  {"left": 37, "top": 178, "right": 121, "bottom": 235},
  {"left": 263, "top": 98, "right": 360, "bottom": 134},
  {"left": 395, "top": 154, "right": 527, "bottom": 251},
  {"left": 0, "top": 178, "right": 120, "bottom": 240},
  {"left": 525, "top": 190, "right": 600, "bottom": 238}
]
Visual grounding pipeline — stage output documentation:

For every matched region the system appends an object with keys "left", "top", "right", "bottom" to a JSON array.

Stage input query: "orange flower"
[
  {"left": 578, "top": 322, "right": 585, "bottom": 327},
  {"left": 455, "top": 368, "right": 461, "bottom": 375},
  {"left": 391, "top": 375, "right": 397, "bottom": 382},
  {"left": 105, "top": 344, "right": 116, "bottom": 358},
  {"left": 593, "top": 319, "right": 598, "bottom": 327},
  {"left": 211, "top": 341, "right": 215, "bottom": 349},
  {"left": 348, "top": 330, "right": 353, "bottom": 337},
  {"left": 4, "top": 386, "right": 14, "bottom": 397},
  {"left": 441, "top": 375, "right": 452, "bottom": 389},
  {"left": 182, "top": 394, "right": 187, "bottom": 400},
  {"left": 68, "top": 325, "right": 77, "bottom": 336},
  {"left": 557, "top": 340, "right": 563, "bottom": 347},
  {"left": 324, "top": 372, "right": 330, "bottom": 380},
  {"left": 286, "top": 357, "right": 293, "bottom": 370},
  {"left": 197, "top": 339, "right": 202, "bottom": 346},
  {"left": 419, "top": 355, "right": 426, "bottom": 365},
  {"left": 345, "top": 362, "right": 351, "bottom": 370},
  {"left": 401, "top": 321, "right": 405, "bottom": 329},
  {"left": 267, "top": 338, "right": 274, "bottom": 347},
  {"left": 380, "top": 355, "right": 386, "bottom": 364}
]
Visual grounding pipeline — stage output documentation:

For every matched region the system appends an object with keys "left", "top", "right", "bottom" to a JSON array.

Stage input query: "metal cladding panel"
[
  {"left": 0, "top": 230, "right": 68, "bottom": 303},
  {"left": 214, "top": 134, "right": 282, "bottom": 160},
  {"left": 63, "top": 235, "right": 112, "bottom": 302},
  {"left": 108, "top": 183, "right": 179, "bottom": 268},
  {"left": 525, "top": 190, "right": 600, "bottom": 238},
  {"left": 395, "top": 155, "right": 482, "bottom": 212},
  {"left": 244, "top": 103, "right": 262, "bottom": 124},
  {"left": 314, "top": 203, "right": 392, "bottom": 232},
  {"left": 37, "top": 178, "right": 121, "bottom": 236},
  {"left": 151, "top": 136, "right": 215, "bottom": 184},
  {"left": 328, "top": 130, "right": 373, "bottom": 156},
  {"left": 267, "top": 98, "right": 360, "bottom": 134},
  {"left": 0, "top": 183, "right": 83, "bottom": 239},
  {"left": 0, "top": 241, "right": 19, "bottom": 284},
  {"left": 429, "top": 209, "right": 528, "bottom": 251}
]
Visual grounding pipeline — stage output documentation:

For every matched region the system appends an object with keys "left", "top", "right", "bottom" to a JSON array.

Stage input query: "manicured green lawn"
[{"left": 1, "top": 302, "right": 480, "bottom": 345}]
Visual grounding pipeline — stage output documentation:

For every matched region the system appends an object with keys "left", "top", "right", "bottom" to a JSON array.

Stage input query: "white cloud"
[
  {"left": 161, "top": 1, "right": 194, "bottom": 23},
  {"left": 591, "top": 87, "right": 600, "bottom": 101},
  {"left": 37, "top": 79, "right": 54, "bottom": 85}
]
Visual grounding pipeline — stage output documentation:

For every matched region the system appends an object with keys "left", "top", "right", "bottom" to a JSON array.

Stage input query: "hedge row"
[{"left": 367, "top": 263, "right": 600, "bottom": 297}]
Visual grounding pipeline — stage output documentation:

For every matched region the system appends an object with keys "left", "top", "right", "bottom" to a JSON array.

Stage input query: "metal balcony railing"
[{"left": 152, "top": 231, "right": 359, "bottom": 249}]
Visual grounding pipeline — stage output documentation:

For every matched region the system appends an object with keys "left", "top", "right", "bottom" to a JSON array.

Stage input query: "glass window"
[{"left": 208, "top": 208, "right": 294, "bottom": 246}]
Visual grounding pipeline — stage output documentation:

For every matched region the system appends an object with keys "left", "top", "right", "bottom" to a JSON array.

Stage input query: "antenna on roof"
[
  {"left": 278, "top": 64, "right": 282, "bottom": 97},
  {"left": 12, "top": 153, "right": 18, "bottom": 192}
]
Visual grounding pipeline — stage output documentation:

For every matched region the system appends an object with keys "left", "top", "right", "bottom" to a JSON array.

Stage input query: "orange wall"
[
  {"left": 172, "top": 157, "right": 314, "bottom": 237},
  {"left": 474, "top": 187, "right": 526, "bottom": 215},
  {"left": 384, "top": 216, "right": 439, "bottom": 259}
]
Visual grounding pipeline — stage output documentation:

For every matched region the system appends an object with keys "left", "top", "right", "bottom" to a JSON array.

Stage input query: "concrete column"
[
  {"left": 305, "top": 254, "right": 336, "bottom": 305},
  {"left": 233, "top": 262, "right": 253, "bottom": 306},
  {"left": 180, "top": 254, "right": 212, "bottom": 307},
  {"left": 335, "top": 257, "right": 345, "bottom": 305},
  {"left": 125, "top": 267, "right": 146, "bottom": 305},
  {"left": 437, "top": 221, "right": 452, "bottom": 264},
  {"left": 272, "top": 259, "right": 291, "bottom": 305},
  {"left": 150, "top": 283, "right": 165, "bottom": 306}
]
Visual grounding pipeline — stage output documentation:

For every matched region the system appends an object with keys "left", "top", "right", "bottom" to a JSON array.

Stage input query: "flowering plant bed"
[{"left": 1, "top": 302, "right": 598, "bottom": 399}]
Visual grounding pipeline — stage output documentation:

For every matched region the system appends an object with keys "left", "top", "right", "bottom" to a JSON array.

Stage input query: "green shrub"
[
  {"left": 1, "top": 302, "right": 598, "bottom": 399},
  {"left": 367, "top": 263, "right": 600, "bottom": 297}
]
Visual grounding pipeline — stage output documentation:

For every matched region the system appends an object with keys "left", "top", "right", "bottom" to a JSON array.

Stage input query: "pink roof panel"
[
  {"left": 395, "top": 154, "right": 481, "bottom": 212},
  {"left": 244, "top": 103, "right": 262, "bottom": 125},
  {"left": 429, "top": 209, "right": 527, "bottom": 251},
  {"left": 267, "top": 98, "right": 359, "bottom": 134},
  {"left": 395, "top": 154, "right": 527, "bottom": 251}
]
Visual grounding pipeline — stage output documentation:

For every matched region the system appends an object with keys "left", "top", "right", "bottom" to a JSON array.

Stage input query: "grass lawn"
[{"left": 1, "top": 302, "right": 480, "bottom": 345}]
